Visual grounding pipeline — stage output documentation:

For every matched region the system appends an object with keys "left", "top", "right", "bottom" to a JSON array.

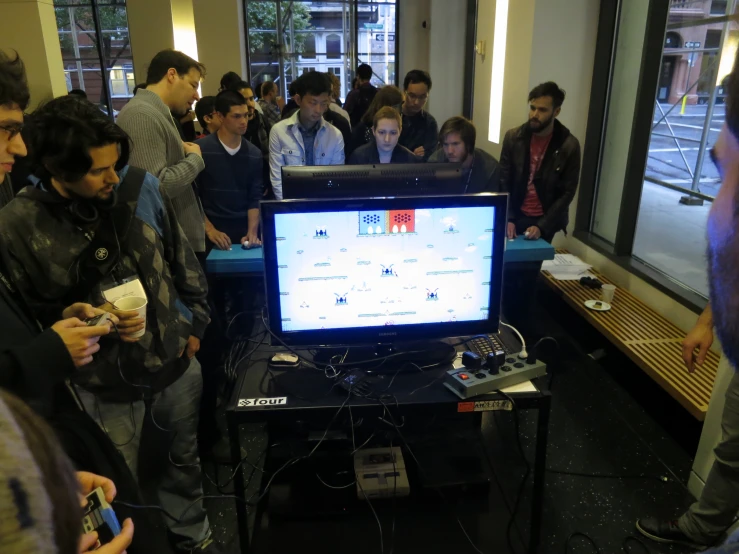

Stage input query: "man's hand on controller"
[
  {"left": 79, "top": 519, "right": 133, "bottom": 554},
  {"left": 207, "top": 227, "right": 231, "bottom": 250},
  {"left": 99, "top": 303, "right": 145, "bottom": 342},
  {"left": 51, "top": 318, "right": 114, "bottom": 368},
  {"left": 241, "top": 231, "right": 262, "bottom": 249},
  {"left": 77, "top": 471, "right": 134, "bottom": 554},
  {"left": 507, "top": 222, "right": 517, "bottom": 239},
  {"left": 77, "top": 471, "right": 117, "bottom": 503},
  {"left": 62, "top": 302, "right": 117, "bottom": 324},
  {"left": 524, "top": 226, "right": 541, "bottom": 240}
]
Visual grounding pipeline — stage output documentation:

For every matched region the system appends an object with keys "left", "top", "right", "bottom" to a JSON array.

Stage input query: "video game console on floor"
[
  {"left": 354, "top": 446, "right": 410, "bottom": 500},
  {"left": 82, "top": 486, "right": 121, "bottom": 546}
]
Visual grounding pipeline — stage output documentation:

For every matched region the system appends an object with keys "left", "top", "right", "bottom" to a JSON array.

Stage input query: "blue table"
[{"left": 206, "top": 236, "right": 554, "bottom": 275}]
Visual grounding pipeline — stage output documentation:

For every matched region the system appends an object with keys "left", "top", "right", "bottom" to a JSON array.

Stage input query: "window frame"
[
  {"left": 54, "top": 0, "right": 134, "bottom": 118},
  {"left": 575, "top": 0, "right": 717, "bottom": 313}
]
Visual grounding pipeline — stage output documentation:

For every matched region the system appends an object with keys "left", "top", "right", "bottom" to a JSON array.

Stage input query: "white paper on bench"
[{"left": 542, "top": 253, "right": 592, "bottom": 281}]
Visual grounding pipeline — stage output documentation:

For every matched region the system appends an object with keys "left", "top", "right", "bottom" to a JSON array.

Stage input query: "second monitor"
[{"left": 281, "top": 163, "right": 464, "bottom": 199}]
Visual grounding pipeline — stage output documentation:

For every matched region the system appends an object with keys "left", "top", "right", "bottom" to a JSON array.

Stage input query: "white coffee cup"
[
  {"left": 113, "top": 295, "right": 148, "bottom": 338},
  {"left": 601, "top": 284, "right": 616, "bottom": 304}
]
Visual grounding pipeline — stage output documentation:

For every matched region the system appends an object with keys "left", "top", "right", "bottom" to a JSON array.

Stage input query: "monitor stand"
[{"left": 312, "top": 340, "right": 457, "bottom": 373}]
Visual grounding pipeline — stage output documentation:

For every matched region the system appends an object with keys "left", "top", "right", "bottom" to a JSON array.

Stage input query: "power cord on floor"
[
  {"left": 356, "top": 475, "right": 385, "bottom": 554},
  {"left": 547, "top": 468, "right": 669, "bottom": 482},
  {"left": 377, "top": 397, "right": 488, "bottom": 554},
  {"left": 565, "top": 532, "right": 602, "bottom": 553},
  {"left": 203, "top": 442, "right": 281, "bottom": 493},
  {"left": 533, "top": 336, "right": 560, "bottom": 389},
  {"left": 622, "top": 536, "right": 651, "bottom": 553},
  {"left": 497, "top": 390, "right": 531, "bottom": 554},
  {"left": 561, "top": 533, "right": 653, "bottom": 554}
]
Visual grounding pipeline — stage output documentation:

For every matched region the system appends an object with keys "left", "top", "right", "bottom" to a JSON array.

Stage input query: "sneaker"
[{"left": 636, "top": 518, "right": 713, "bottom": 549}]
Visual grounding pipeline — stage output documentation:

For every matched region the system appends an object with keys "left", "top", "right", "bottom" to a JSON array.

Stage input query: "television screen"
[{"left": 261, "top": 194, "right": 507, "bottom": 346}]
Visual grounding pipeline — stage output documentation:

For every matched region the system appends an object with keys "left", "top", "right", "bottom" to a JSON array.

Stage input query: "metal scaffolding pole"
[
  {"left": 689, "top": 0, "right": 735, "bottom": 198},
  {"left": 654, "top": 102, "right": 695, "bottom": 178},
  {"left": 286, "top": 2, "right": 296, "bottom": 81},
  {"left": 68, "top": 7, "right": 85, "bottom": 91},
  {"left": 276, "top": 1, "right": 286, "bottom": 98}
]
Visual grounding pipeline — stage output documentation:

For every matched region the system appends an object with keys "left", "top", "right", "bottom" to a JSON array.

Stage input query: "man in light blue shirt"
[{"left": 268, "top": 71, "right": 344, "bottom": 200}]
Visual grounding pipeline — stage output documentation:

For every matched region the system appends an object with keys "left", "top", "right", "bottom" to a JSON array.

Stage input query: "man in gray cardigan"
[{"left": 117, "top": 49, "right": 207, "bottom": 256}]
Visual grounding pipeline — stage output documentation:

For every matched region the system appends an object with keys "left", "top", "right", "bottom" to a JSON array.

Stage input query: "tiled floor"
[{"left": 201, "top": 289, "right": 705, "bottom": 553}]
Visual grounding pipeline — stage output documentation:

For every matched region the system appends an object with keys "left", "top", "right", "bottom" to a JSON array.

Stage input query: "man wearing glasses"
[
  {"left": 395, "top": 69, "right": 438, "bottom": 161},
  {"left": 194, "top": 96, "right": 220, "bottom": 138},
  {"left": 0, "top": 56, "right": 26, "bottom": 209}
]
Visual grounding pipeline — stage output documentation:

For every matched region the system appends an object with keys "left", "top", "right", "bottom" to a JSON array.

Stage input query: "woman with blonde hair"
[{"left": 348, "top": 106, "right": 420, "bottom": 164}]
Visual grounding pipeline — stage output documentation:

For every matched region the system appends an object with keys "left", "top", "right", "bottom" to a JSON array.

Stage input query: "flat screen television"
[
  {"left": 281, "top": 163, "right": 464, "bottom": 199},
  {"left": 261, "top": 193, "right": 508, "bottom": 349}
]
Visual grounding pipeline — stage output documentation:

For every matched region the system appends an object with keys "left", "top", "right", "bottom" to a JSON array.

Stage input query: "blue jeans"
[{"left": 75, "top": 357, "right": 210, "bottom": 551}]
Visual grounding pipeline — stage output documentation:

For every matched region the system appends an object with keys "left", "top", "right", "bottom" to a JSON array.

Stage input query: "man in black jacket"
[
  {"left": 0, "top": 51, "right": 114, "bottom": 417},
  {"left": 344, "top": 63, "right": 377, "bottom": 126},
  {"left": 500, "top": 81, "right": 581, "bottom": 243},
  {"left": 499, "top": 82, "right": 580, "bottom": 338},
  {"left": 394, "top": 69, "right": 438, "bottom": 161},
  {"left": 428, "top": 116, "right": 501, "bottom": 192}
]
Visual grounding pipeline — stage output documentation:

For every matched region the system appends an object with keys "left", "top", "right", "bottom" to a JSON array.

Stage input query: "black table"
[{"left": 226, "top": 341, "right": 551, "bottom": 554}]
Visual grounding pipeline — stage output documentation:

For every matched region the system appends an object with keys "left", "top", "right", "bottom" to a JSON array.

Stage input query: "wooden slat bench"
[{"left": 540, "top": 252, "right": 720, "bottom": 421}]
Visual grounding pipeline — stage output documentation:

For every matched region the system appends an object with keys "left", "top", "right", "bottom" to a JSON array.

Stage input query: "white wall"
[
  {"left": 528, "top": 0, "right": 599, "bottom": 235},
  {"left": 127, "top": 0, "right": 176, "bottom": 84},
  {"left": 473, "top": 0, "right": 536, "bottom": 159},
  {"left": 472, "top": 0, "right": 597, "bottom": 159},
  {"left": 398, "top": 0, "right": 430, "bottom": 79},
  {"left": 427, "top": 0, "right": 467, "bottom": 124},
  {"left": 193, "top": 0, "right": 247, "bottom": 97}
]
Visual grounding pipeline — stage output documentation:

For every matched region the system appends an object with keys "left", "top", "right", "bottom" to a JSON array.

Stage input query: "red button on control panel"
[{"left": 459, "top": 373, "right": 469, "bottom": 380}]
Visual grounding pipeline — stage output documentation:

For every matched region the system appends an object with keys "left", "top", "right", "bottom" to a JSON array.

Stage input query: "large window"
[
  {"left": 54, "top": 0, "right": 135, "bottom": 118},
  {"left": 245, "top": 0, "right": 397, "bottom": 103},
  {"left": 585, "top": 0, "right": 738, "bottom": 301}
]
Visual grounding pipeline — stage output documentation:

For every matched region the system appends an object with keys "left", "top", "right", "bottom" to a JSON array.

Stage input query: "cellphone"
[{"left": 86, "top": 313, "right": 112, "bottom": 327}]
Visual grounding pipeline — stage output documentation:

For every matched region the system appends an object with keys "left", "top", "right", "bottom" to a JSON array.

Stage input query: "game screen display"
[{"left": 273, "top": 206, "right": 497, "bottom": 332}]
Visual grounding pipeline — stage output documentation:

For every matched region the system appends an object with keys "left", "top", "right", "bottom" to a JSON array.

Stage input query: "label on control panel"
[
  {"left": 238, "top": 397, "right": 287, "bottom": 408},
  {"left": 457, "top": 399, "right": 513, "bottom": 413}
]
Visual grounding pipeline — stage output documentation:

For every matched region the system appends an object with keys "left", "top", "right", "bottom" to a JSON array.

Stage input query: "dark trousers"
[
  {"left": 209, "top": 216, "right": 248, "bottom": 245},
  {"left": 501, "top": 216, "right": 555, "bottom": 338}
]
